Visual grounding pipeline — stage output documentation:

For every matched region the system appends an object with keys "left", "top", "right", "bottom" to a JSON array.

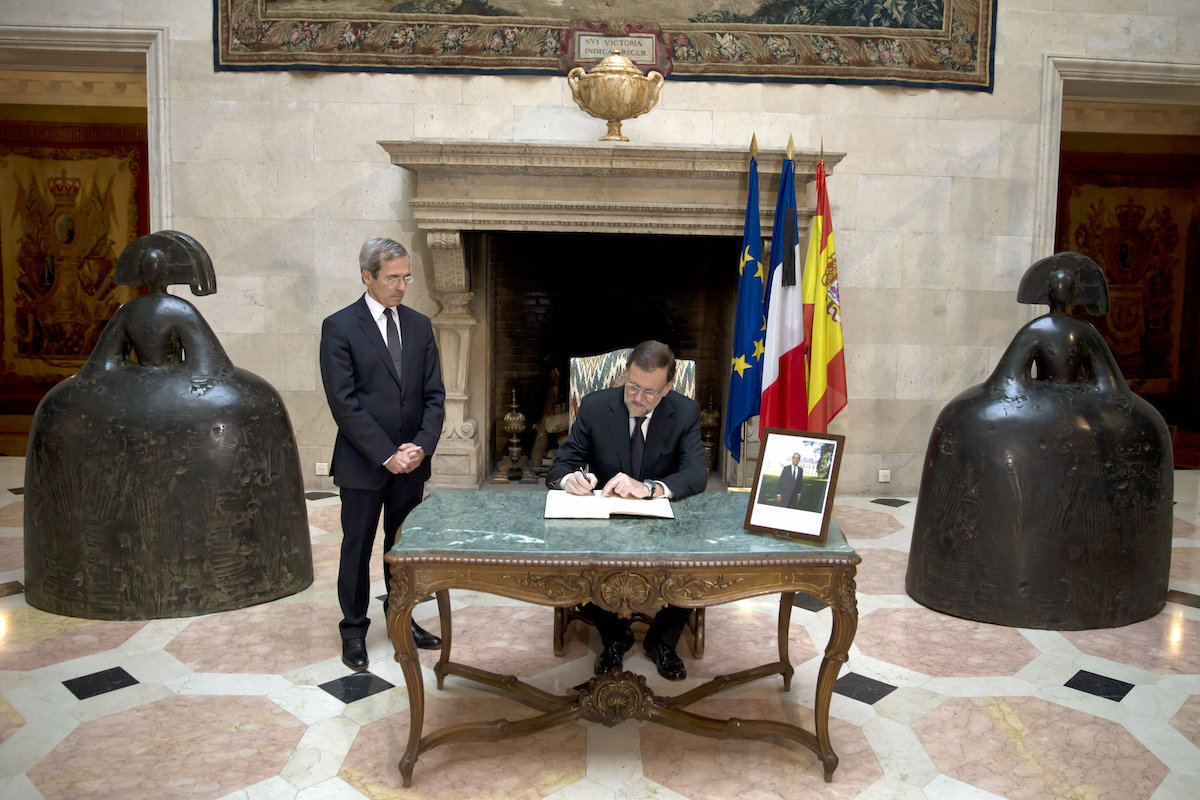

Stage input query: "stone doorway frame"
[
  {"left": 0, "top": 24, "right": 170, "bottom": 230},
  {"left": 1033, "top": 56, "right": 1200, "bottom": 263}
]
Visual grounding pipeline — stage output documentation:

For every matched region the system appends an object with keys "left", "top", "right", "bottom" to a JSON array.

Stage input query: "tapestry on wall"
[
  {"left": 0, "top": 122, "right": 147, "bottom": 409},
  {"left": 214, "top": 0, "right": 996, "bottom": 91},
  {"left": 1055, "top": 151, "right": 1200, "bottom": 428}
]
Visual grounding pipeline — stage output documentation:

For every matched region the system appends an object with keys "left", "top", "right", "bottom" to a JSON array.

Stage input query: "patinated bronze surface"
[
  {"left": 906, "top": 252, "right": 1173, "bottom": 630},
  {"left": 383, "top": 491, "right": 859, "bottom": 786},
  {"left": 24, "top": 231, "right": 312, "bottom": 619}
]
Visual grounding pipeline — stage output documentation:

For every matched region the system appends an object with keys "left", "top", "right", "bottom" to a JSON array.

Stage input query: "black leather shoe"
[
  {"left": 594, "top": 638, "right": 632, "bottom": 675},
  {"left": 643, "top": 637, "right": 686, "bottom": 681},
  {"left": 411, "top": 620, "right": 442, "bottom": 650},
  {"left": 341, "top": 637, "right": 368, "bottom": 672}
]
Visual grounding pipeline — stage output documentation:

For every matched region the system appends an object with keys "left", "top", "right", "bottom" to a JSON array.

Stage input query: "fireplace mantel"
[
  {"left": 379, "top": 140, "right": 845, "bottom": 489},
  {"left": 380, "top": 141, "right": 842, "bottom": 237}
]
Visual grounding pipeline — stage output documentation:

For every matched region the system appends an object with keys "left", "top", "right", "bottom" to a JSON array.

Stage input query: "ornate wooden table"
[{"left": 384, "top": 490, "right": 860, "bottom": 787}]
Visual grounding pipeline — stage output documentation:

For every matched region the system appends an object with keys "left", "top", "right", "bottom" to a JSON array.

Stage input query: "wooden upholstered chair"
[
  {"left": 565, "top": 347, "right": 697, "bottom": 428},
  {"left": 553, "top": 347, "right": 705, "bottom": 658}
]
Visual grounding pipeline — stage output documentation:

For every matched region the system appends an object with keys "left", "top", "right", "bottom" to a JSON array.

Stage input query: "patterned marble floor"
[{"left": 0, "top": 457, "right": 1197, "bottom": 800}]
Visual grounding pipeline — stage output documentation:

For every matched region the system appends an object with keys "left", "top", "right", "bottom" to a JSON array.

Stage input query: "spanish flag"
[{"left": 801, "top": 160, "right": 847, "bottom": 432}]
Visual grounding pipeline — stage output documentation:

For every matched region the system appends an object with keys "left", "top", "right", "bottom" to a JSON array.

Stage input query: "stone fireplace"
[{"left": 379, "top": 141, "right": 842, "bottom": 490}]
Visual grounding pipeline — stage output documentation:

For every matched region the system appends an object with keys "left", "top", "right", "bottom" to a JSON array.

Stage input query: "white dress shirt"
[
  {"left": 362, "top": 292, "right": 402, "bottom": 348},
  {"left": 558, "top": 409, "right": 670, "bottom": 498}
]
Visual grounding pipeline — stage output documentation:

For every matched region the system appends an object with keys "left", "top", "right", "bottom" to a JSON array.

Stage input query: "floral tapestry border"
[{"left": 214, "top": 0, "right": 996, "bottom": 92}]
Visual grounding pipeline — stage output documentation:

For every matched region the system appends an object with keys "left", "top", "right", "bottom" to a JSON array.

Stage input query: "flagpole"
[{"left": 745, "top": 132, "right": 756, "bottom": 465}]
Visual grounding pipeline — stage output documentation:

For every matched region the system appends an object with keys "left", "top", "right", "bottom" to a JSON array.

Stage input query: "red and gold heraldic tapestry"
[{"left": 0, "top": 122, "right": 148, "bottom": 410}]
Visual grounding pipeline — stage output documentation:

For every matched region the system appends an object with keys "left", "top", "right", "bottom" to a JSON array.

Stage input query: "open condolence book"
[{"left": 544, "top": 491, "right": 675, "bottom": 520}]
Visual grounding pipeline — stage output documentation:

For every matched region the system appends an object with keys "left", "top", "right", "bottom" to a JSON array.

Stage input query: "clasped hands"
[
  {"left": 563, "top": 470, "right": 653, "bottom": 499},
  {"left": 385, "top": 442, "right": 424, "bottom": 474}
]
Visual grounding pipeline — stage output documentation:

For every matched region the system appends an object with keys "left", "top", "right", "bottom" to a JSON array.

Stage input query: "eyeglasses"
[
  {"left": 381, "top": 274, "right": 414, "bottom": 286},
  {"left": 625, "top": 380, "right": 667, "bottom": 400}
]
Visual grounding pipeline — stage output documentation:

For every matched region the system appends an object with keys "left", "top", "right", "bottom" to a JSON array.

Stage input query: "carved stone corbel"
[{"left": 424, "top": 230, "right": 484, "bottom": 488}]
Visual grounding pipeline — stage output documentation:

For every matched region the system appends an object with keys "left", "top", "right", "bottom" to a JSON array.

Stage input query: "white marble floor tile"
[
  {"left": 281, "top": 716, "right": 361, "bottom": 790},
  {"left": 922, "top": 774, "right": 1009, "bottom": 800},
  {"left": 860, "top": 715, "right": 939, "bottom": 786}
]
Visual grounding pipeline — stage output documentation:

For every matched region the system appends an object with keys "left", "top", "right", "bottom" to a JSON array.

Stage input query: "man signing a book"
[{"left": 545, "top": 340, "right": 706, "bottom": 680}]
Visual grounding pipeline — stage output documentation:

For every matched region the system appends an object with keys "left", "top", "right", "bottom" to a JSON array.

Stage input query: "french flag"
[{"left": 760, "top": 154, "right": 808, "bottom": 431}]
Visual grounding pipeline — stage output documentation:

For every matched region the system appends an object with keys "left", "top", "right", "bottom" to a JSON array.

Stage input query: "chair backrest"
[{"left": 568, "top": 348, "right": 696, "bottom": 428}]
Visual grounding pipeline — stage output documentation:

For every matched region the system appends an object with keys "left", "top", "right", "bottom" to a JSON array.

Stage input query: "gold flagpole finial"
[
  {"left": 786, "top": 134, "right": 795, "bottom": 160},
  {"left": 750, "top": 133, "right": 758, "bottom": 158}
]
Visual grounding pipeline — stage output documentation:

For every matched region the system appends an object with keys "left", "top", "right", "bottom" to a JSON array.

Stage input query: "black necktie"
[
  {"left": 385, "top": 308, "right": 403, "bottom": 378},
  {"left": 630, "top": 416, "right": 646, "bottom": 480}
]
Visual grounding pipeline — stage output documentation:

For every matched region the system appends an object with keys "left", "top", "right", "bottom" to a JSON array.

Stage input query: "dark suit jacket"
[
  {"left": 545, "top": 386, "right": 706, "bottom": 500},
  {"left": 319, "top": 296, "right": 445, "bottom": 490},
  {"left": 776, "top": 464, "right": 804, "bottom": 508}
]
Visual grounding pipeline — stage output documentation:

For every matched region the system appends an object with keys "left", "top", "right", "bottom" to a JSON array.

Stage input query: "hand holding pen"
[{"left": 564, "top": 466, "right": 597, "bottom": 495}]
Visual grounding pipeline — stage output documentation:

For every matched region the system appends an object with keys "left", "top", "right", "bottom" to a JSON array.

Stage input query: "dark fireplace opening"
[{"left": 483, "top": 230, "right": 740, "bottom": 475}]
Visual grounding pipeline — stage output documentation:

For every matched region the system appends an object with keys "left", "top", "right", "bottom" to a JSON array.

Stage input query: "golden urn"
[{"left": 567, "top": 51, "right": 664, "bottom": 142}]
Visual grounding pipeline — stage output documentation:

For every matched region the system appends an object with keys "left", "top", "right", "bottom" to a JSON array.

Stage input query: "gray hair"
[
  {"left": 358, "top": 237, "right": 409, "bottom": 277},
  {"left": 628, "top": 340, "right": 676, "bottom": 382}
]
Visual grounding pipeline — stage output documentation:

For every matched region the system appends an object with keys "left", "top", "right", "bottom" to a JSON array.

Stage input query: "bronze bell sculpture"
[
  {"left": 906, "top": 252, "right": 1173, "bottom": 630},
  {"left": 24, "top": 231, "right": 313, "bottom": 619}
]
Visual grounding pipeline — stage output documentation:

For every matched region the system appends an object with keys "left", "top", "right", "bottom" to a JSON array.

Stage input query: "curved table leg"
[
  {"left": 385, "top": 569, "right": 424, "bottom": 788},
  {"left": 691, "top": 607, "right": 706, "bottom": 659},
  {"left": 552, "top": 606, "right": 568, "bottom": 656},
  {"left": 434, "top": 588, "right": 452, "bottom": 690},
  {"left": 777, "top": 592, "right": 796, "bottom": 692},
  {"left": 814, "top": 570, "right": 857, "bottom": 782}
]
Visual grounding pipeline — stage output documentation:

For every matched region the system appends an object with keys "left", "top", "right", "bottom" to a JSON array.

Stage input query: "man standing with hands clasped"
[
  {"left": 320, "top": 237, "right": 445, "bottom": 672},
  {"left": 546, "top": 340, "right": 706, "bottom": 680}
]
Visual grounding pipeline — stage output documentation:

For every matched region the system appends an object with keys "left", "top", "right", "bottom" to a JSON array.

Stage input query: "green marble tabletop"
[{"left": 394, "top": 490, "right": 853, "bottom": 560}]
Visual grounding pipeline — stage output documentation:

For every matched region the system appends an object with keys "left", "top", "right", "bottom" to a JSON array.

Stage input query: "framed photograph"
[{"left": 744, "top": 428, "right": 845, "bottom": 544}]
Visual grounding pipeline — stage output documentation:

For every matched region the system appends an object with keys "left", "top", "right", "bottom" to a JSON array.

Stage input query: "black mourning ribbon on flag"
[{"left": 781, "top": 210, "right": 798, "bottom": 287}]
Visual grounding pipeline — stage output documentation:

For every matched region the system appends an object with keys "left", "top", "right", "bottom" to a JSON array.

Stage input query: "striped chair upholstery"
[{"left": 568, "top": 348, "right": 697, "bottom": 428}]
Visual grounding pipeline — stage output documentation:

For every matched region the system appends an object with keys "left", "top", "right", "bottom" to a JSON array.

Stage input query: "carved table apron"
[{"left": 384, "top": 491, "right": 860, "bottom": 787}]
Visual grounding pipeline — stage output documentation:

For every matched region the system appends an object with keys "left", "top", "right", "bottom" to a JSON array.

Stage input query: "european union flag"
[{"left": 724, "top": 156, "right": 765, "bottom": 462}]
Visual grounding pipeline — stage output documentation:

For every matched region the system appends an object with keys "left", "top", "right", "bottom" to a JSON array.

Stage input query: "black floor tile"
[
  {"left": 1167, "top": 589, "right": 1200, "bottom": 609},
  {"left": 834, "top": 671, "right": 897, "bottom": 704},
  {"left": 1065, "top": 670, "right": 1134, "bottom": 702},
  {"left": 0, "top": 580, "right": 24, "bottom": 599},
  {"left": 792, "top": 592, "right": 827, "bottom": 612},
  {"left": 871, "top": 498, "right": 910, "bottom": 507},
  {"left": 319, "top": 672, "right": 395, "bottom": 704},
  {"left": 305, "top": 491, "right": 337, "bottom": 501},
  {"left": 63, "top": 666, "right": 139, "bottom": 700}
]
